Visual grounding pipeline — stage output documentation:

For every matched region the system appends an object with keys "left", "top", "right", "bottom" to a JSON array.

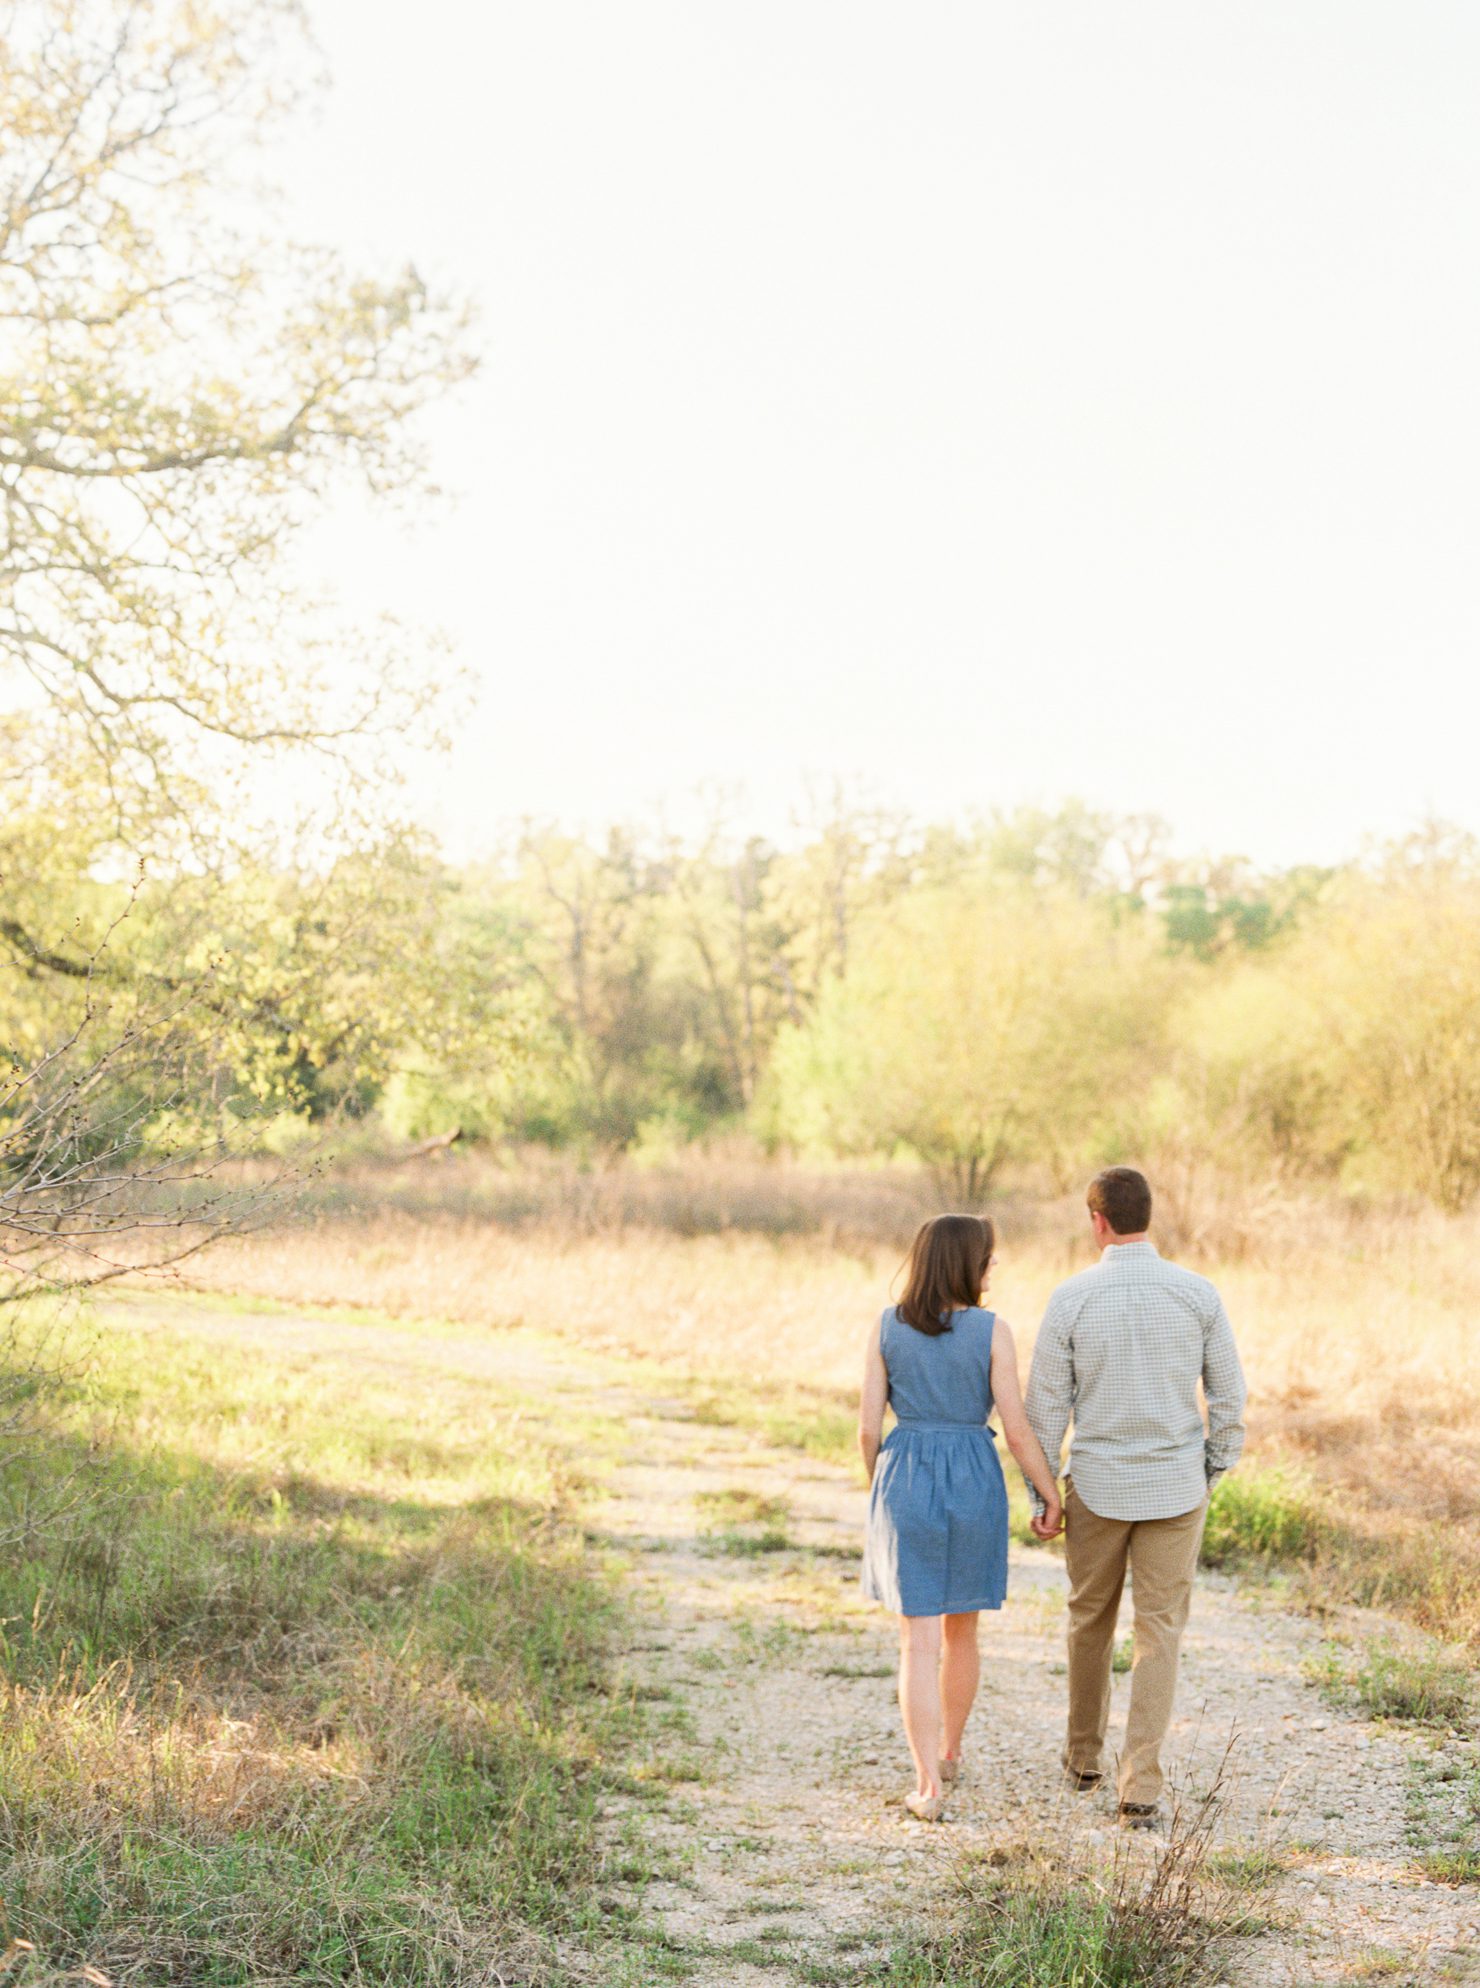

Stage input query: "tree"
[
  {"left": 1, "top": 918, "right": 282, "bottom": 1309},
  {"left": 1163, "top": 828, "right": 1480, "bottom": 1211},
  {"left": 1160, "top": 859, "right": 1333, "bottom": 961},
  {"left": 1, "top": 0, "right": 473, "bottom": 852},
  {"left": 0, "top": 0, "right": 477, "bottom": 1384},
  {"left": 982, "top": 802, "right": 1173, "bottom": 902},
  {"left": 476, "top": 827, "right": 727, "bottom": 1147},
  {"left": 1281, "top": 838, "right": 1480, "bottom": 1211},
  {"left": 1167, "top": 959, "right": 1345, "bottom": 1181},
  {"left": 767, "top": 884, "right": 1172, "bottom": 1194},
  {"left": 763, "top": 796, "right": 916, "bottom": 1012},
  {"left": 661, "top": 819, "right": 788, "bottom": 1110}
]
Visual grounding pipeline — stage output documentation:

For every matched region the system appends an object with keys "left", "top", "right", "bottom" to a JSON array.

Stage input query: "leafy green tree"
[
  {"left": 761, "top": 796, "right": 916, "bottom": 1005},
  {"left": 1, "top": 0, "right": 475, "bottom": 1320},
  {"left": 1167, "top": 960, "right": 1346, "bottom": 1180},
  {"left": 1161, "top": 861, "right": 1333, "bottom": 961},
  {"left": 488, "top": 828, "right": 732, "bottom": 1147},
  {"left": 1, "top": 0, "right": 472, "bottom": 852},
  {"left": 662, "top": 824, "right": 788, "bottom": 1109},
  {"left": 1281, "top": 837, "right": 1480, "bottom": 1210},
  {"left": 767, "top": 884, "right": 1172, "bottom": 1195},
  {"left": 1163, "top": 829, "right": 1480, "bottom": 1210}
]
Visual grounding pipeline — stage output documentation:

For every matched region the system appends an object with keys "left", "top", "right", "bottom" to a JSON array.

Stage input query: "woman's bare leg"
[
  {"left": 940, "top": 1611, "right": 981, "bottom": 1765},
  {"left": 898, "top": 1614, "right": 944, "bottom": 1798}
]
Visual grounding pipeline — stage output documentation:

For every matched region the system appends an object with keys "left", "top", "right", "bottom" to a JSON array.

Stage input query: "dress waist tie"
[{"left": 892, "top": 1419, "right": 995, "bottom": 1436}]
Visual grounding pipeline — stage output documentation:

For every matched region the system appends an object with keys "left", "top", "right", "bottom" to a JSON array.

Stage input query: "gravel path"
[{"left": 122, "top": 1300, "right": 1480, "bottom": 1987}]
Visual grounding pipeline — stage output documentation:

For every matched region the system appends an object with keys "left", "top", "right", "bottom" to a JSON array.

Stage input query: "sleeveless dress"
[{"left": 861, "top": 1305, "right": 1010, "bottom": 1616}]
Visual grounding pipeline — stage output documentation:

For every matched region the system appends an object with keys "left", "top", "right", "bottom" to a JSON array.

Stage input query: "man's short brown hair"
[{"left": 1087, "top": 1166, "right": 1152, "bottom": 1235}]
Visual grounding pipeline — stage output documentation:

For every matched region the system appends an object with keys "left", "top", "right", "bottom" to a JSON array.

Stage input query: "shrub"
[{"left": 1202, "top": 1469, "right": 1325, "bottom": 1569}]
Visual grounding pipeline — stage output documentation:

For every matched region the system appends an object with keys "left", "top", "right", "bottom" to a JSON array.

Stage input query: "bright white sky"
[{"left": 279, "top": 3, "right": 1480, "bottom": 869}]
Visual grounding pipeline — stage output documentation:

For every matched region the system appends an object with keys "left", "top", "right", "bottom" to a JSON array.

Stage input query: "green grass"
[
  {"left": 1418, "top": 1847, "right": 1480, "bottom": 1884},
  {"left": 731, "top": 1614, "right": 805, "bottom": 1665},
  {"left": 1201, "top": 1459, "right": 1477, "bottom": 1654},
  {"left": 695, "top": 1487, "right": 790, "bottom": 1527},
  {"left": 696, "top": 1486, "right": 794, "bottom": 1555},
  {"left": 0, "top": 1302, "right": 628, "bottom": 1984},
  {"left": 1345, "top": 1954, "right": 1417, "bottom": 1981},
  {"left": 1308, "top": 1637, "right": 1475, "bottom": 1728},
  {"left": 1196, "top": 1446, "right": 1480, "bottom": 1652},
  {"left": 105, "top": 1282, "right": 422, "bottom": 1331},
  {"left": 687, "top": 1378, "right": 858, "bottom": 1465},
  {"left": 1112, "top": 1634, "right": 1134, "bottom": 1675},
  {"left": 856, "top": 1853, "right": 1220, "bottom": 1987},
  {"left": 706, "top": 1525, "right": 793, "bottom": 1555},
  {"left": 853, "top": 1758, "right": 1243, "bottom": 1988},
  {"left": 1405, "top": 1744, "right": 1480, "bottom": 1883},
  {"left": 1201, "top": 1467, "right": 1326, "bottom": 1570},
  {"left": 1205, "top": 1844, "right": 1290, "bottom": 1891}
]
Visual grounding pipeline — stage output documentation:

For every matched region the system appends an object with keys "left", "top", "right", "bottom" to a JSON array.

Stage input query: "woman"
[{"left": 859, "top": 1213, "right": 1062, "bottom": 1820}]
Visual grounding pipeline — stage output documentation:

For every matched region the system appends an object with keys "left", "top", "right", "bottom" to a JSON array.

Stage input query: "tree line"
[{"left": 12, "top": 801, "right": 1480, "bottom": 1212}]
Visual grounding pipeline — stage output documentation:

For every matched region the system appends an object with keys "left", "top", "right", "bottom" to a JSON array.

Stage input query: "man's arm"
[
  {"left": 1023, "top": 1291, "right": 1075, "bottom": 1518},
  {"left": 1202, "top": 1290, "right": 1247, "bottom": 1489}
]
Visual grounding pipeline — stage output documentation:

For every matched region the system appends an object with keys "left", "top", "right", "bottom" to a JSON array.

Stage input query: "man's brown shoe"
[
  {"left": 1065, "top": 1769, "right": 1103, "bottom": 1793},
  {"left": 1117, "top": 1802, "right": 1160, "bottom": 1830}
]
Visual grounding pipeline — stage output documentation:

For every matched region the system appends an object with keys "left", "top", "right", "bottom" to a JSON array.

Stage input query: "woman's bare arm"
[
  {"left": 858, "top": 1317, "right": 888, "bottom": 1485},
  {"left": 991, "top": 1319, "right": 1063, "bottom": 1535}
]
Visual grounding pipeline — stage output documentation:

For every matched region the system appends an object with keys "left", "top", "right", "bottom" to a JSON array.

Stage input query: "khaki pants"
[{"left": 1062, "top": 1479, "right": 1208, "bottom": 1806}]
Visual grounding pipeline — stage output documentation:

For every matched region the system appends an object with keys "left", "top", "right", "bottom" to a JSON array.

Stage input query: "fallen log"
[{"left": 399, "top": 1127, "right": 464, "bottom": 1160}]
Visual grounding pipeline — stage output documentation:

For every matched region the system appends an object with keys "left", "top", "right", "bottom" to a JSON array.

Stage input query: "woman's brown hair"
[{"left": 896, "top": 1213, "right": 995, "bottom": 1336}]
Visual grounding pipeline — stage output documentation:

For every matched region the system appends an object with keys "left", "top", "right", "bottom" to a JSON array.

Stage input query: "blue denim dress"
[{"left": 861, "top": 1305, "right": 1009, "bottom": 1616}]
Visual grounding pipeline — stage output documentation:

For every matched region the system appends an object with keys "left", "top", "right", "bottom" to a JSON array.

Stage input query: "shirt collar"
[{"left": 1100, "top": 1238, "right": 1160, "bottom": 1263}]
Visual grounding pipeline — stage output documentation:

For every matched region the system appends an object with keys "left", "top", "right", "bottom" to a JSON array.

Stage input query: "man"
[{"left": 1024, "top": 1166, "right": 1246, "bottom": 1828}]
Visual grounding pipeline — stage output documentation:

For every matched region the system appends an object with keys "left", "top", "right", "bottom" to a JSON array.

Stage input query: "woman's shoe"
[
  {"left": 904, "top": 1790, "right": 945, "bottom": 1822},
  {"left": 940, "top": 1754, "right": 961, "bottom": 1785}
]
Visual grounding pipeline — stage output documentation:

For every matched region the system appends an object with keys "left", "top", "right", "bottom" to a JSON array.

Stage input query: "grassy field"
[
  {"left": 4, "top": 1149, "right": 1477, "bottom": 1985},
  {"left": 0, "top": 1289, "right": 1277, "bottom": 1988},
  {"left": 0, "top": 1299, "right": 631, "bottom": 1984},
  {"left": 171, "top": 1151, "right": 1480, "bottom": 1647}
]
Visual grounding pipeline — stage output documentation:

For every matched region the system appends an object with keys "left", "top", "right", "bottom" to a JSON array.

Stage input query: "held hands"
[{"left": 1030, "top": 1493, "right": 1064, "bottom": 1542}]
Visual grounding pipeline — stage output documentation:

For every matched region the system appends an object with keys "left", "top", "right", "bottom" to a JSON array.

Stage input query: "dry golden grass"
[{"left": 164, "top": 1150, "right": 1480, "bottom": 1643}]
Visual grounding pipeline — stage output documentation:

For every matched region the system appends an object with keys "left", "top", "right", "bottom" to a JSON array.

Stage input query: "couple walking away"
[{"left": 859, "top": 1166, "right": 1247, "bottom": 1826}]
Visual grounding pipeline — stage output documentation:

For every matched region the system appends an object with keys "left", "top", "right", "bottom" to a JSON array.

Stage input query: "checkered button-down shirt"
[{"left": 1024, "top": 1240, "right": 1247, "bottom": 1522}]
